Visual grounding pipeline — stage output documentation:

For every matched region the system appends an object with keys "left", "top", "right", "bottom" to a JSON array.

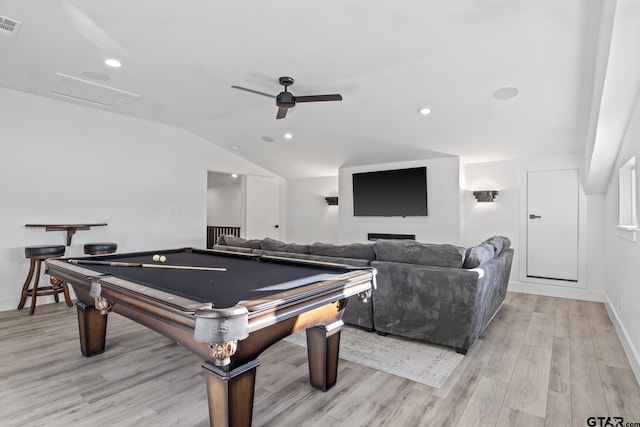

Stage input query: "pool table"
[{"left": 45, "top": 247, "right": 374, "bottom": 427}]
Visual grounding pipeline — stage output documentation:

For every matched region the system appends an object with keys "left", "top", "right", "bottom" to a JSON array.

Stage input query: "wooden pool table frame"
[{"left": 46, "top": 248, "right": 374, "bottom": 427}]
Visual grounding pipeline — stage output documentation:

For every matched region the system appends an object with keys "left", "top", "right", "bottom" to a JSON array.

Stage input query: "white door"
[
  {"left": 243, "top": 175, "right": 280, "bottom": 239},
  {"left": 526, "top": 169, "right": 579, "bottom": 281}
]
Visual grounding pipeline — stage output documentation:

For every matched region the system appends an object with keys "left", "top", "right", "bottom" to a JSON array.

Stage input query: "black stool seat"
[
  {"left": 18, "top": 244, "right": 72, "bottom": 315},
  {"left": 84, "top": 242, "right": 117, "bottom": 255},
  {"left": 25, "top": 245, "right": 66, "bottom": 258}
]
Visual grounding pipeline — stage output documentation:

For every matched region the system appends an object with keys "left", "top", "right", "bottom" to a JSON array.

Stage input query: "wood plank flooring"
[{"left": 1, "top": 292, "right": 639, "bottom": 426}]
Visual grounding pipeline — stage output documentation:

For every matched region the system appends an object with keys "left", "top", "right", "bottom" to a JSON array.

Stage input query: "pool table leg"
[
  {"left": 202, "top": 359, "right": 260, "bottom": 427},
  {"left": 76, "top": 300, "right": 108, "bottom": 357},
  {"left": 306, "top": 320, "right": 343, "bottom": 391}
]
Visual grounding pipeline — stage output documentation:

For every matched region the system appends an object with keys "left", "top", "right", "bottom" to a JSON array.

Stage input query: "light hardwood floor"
[{"left": 1, "top": 292, "right": 639, "bottom": 426}]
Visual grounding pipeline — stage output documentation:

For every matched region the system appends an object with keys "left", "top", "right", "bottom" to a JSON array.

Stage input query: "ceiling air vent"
[{"left": 0, "top": 16, "right": 22, "bottom": 38}]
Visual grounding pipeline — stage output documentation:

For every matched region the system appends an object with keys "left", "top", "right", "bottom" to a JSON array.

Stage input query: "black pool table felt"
[{"left": 76, "top": 250, "right": 350, "bottom": 308}]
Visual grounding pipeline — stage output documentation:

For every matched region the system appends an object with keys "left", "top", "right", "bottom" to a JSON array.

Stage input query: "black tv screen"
[{"left": 352, "top": 167, "right": 428, "bottom": 216}]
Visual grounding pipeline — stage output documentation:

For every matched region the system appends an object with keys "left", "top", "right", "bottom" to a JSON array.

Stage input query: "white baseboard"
[
  {"left": 508, "top": 280, "right": 604, "bottom": 302},
  {"left": 0, "top": 297, "right": 17, "bottom": 312},
  {"left": 603, "top": 294, "right": 640, "bottom": 385}
]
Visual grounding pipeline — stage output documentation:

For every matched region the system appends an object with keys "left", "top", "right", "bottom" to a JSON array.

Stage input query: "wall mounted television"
[{"left": 352, "top": 167, "right": 428, "bottom": 216}]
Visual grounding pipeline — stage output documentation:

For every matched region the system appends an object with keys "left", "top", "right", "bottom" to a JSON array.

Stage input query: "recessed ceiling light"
[
  {"left": 231, "top": 173, "right": 238, "bottom": 178},
  {"left": 418, "top": 107, "right": 432, "bottom": 116},
  {"left": 104, "top": 58, "right": 122, "bottom": 68},
  {"left": 493, "top": 87, "right": 519, "bottom": 100},
  {"left": 283, "top": 132, "right": 293, "bottom": 139},
  {"left": 261, "top": 136, "right": 275, "bottom": 143}
]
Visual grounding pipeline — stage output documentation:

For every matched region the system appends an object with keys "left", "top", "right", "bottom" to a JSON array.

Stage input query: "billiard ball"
[
  {"left": 152, "top": 254, "right": 160, "bottom": 262},
  {"left": 159, "top": 255, "right": 167, "bottom": 263}
]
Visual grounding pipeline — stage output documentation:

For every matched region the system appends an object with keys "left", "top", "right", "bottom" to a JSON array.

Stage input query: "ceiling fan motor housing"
[{"left": 276, "top": 91, "right": 296, "bottom": 108}]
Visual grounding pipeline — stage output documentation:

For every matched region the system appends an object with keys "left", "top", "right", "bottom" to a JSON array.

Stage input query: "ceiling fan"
[{"left": 231, "top": 76, "right": 342, "bottom": 119}]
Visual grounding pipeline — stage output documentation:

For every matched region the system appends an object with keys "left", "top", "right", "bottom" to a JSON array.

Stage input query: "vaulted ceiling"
[{"left": 1, "top": 0, "right": 636, "bottom": 185}]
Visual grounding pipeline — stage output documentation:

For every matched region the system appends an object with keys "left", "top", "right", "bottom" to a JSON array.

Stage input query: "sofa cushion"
[
  {"left": 483, "top": 236, "right": 511, "bottom": 256},
  {"left": 218, "top": 235, "right": 262, "bottom": 249},
  {"left": 309, "top": 242, "right": 375, "bottom": 260},
  {"left": 260, "top": 237, "right": 311, "bottom": 254},
  {"left": 373, "top": 240, "right": 466, "bottom": 268},
  {"left": 463, "top": 243, "right": 495, "bottom": 268}
]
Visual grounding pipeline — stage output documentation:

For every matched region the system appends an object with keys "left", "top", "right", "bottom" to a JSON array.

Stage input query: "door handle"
[{"left": 529, "top": 214, "right": 542, "bottom": 219}]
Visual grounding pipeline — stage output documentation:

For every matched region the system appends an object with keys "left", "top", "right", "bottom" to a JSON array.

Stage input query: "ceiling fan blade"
[
  {"left": 231, "top": 86, "right": 276, "bottom": 99},
  {"left": 295, "top": 94, "right": 343, "bottom": 103},
  {"left": 276, "top": 107, "right": 288, "bottom": 119}
]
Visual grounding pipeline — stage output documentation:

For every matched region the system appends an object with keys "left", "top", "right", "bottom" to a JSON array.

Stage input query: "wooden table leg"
[
  {"left": 76, "top": 300, "right": 108, "bottom": 357},
  {"left": 202, "top": 360, "right": 260, "bottom": 427},
  {"left": 305, "top": 320, "right": 343, "bottom": 391}
]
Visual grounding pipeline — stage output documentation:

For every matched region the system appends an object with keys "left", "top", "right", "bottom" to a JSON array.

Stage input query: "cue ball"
[
  {"left": 159, "top": 255, "right": 166, "bottom": 263},
  {"left": 152, "top": 254, "right": 160, "bottom": 262}
]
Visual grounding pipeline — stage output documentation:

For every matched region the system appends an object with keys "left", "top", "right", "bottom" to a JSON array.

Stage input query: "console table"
[{"left": 25, "top": 223, "right": 107, "bottom": 246}]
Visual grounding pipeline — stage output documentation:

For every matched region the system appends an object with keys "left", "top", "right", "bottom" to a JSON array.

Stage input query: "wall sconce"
[
  {"left": 325, "top": 196, "right": 339, "bottom": 206},
  {"left": 473, "top": 190, "right": 498, "bottom": 202}
]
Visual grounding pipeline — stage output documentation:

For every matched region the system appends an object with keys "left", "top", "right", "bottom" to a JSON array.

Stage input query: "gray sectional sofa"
[{"left": 214, "top": 235, "right": 513, "bottom": 354}]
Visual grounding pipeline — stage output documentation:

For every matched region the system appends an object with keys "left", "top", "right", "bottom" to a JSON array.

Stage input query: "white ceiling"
[{"left": 0, "top": 1, "right": 624, "bottom": 180}]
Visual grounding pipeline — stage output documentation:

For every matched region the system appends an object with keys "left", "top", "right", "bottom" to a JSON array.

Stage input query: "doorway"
[
  {"left": 526, "top": 168, "right": 579, "bottom": 282},
  {"left": 243, "top": 175, "right": 280, "bottom": 240},
  {"left": 206, "top": 171, "right": 242, "bottom": 247},
  {"left": 206, "top": 172, "right": 281, "bottom": 247}
]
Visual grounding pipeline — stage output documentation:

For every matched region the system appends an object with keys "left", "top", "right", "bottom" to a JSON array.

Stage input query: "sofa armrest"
[
  {"left": 371, "top": 261, "right": 480, "bottom": 349},
  {"left": 466, "top": 248, "right": 513, "bottom": 343},
  {"left": 371, "top": 250, "right": 512, "bottom": 351}
]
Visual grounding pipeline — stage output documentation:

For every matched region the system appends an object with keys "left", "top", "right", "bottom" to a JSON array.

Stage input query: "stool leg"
[
  {"left": 62, "top": 282, "right": 73, "bottom": 307},
  {"left": 52, "top": 277, "right": 60, "bottom": 304},
  {"left": 17, "top": 259, "right": 36, "bottom": 310},
  {"left": 29, "top": 260, "right": 43, "bottom": 315},
  {"left": 50, "top": 276, "right": 74, "bottom": 307}
]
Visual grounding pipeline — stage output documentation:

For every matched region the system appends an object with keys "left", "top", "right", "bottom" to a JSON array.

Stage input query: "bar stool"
[
  {"left": 84, "top": 242, "right": 117, "bottom": 255},
  {"left": 18, "top": 245, "right": 73, "bottom": 315}
]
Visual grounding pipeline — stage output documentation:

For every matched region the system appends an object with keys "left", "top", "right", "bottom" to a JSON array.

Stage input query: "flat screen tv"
[{"left": 352, "top": 167, "right": 428, "bottom": 216}]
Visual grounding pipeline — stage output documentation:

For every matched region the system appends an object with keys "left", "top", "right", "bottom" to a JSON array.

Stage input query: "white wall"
[
  {"left": 602, "top": 91, "right": 640, "bottom": 380},
  {"left": 207, "top": 183, "right": 241, "bottom": 226},
  {"left": 338, "top": 157, "right": 461, "bottom": 244},
  {"left": 463, "top": 159, "right": 520, "bottom": 248},
  {"left": 285, "top": 176, "right": 339, "bottom": 244},
  {"left": 463, "top": 154, "right": 605, "bottom": 301},
  {"left": 0, "top": 88, "right": 279, "bottom": 311}
]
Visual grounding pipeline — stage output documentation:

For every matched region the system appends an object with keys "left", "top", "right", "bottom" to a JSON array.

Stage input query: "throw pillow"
[
  {"left": 463, "top": 243, "right": 495, "bottom": 268},
  {"left": 483, "top": 236, "right": 511, "bottom": 256}
]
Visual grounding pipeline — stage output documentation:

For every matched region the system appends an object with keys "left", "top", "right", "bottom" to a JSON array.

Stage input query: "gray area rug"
[{"left": 285, "top": 326, "right": 464, "bottom": 388}]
